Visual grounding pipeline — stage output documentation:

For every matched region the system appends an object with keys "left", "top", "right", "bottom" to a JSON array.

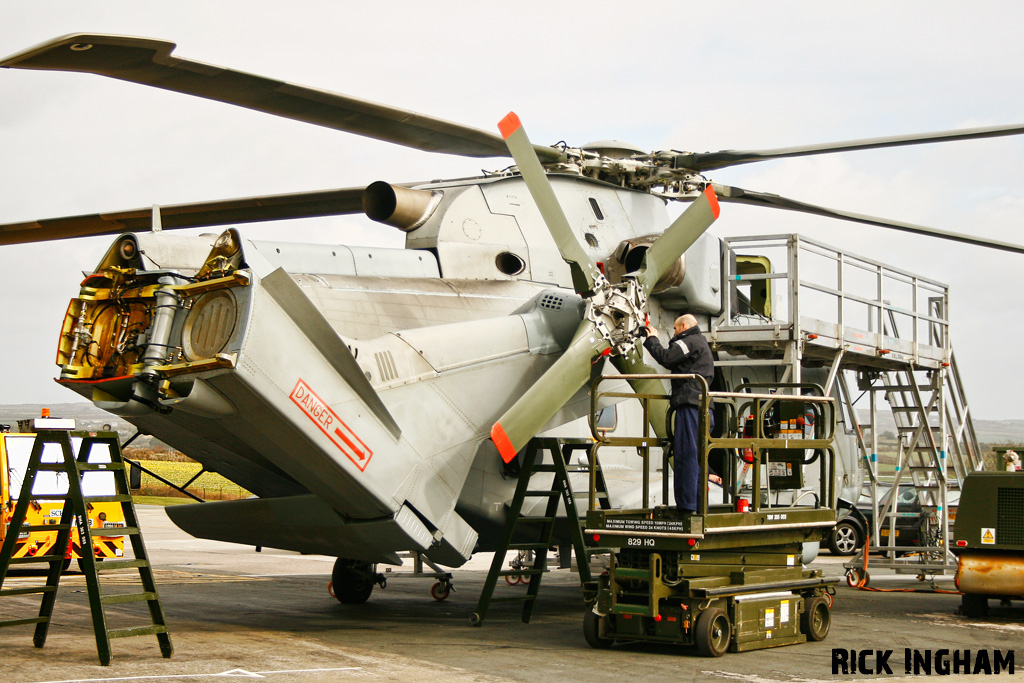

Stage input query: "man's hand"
[{"left": 647, "top": 325, "right": 659, "bottom": 338}]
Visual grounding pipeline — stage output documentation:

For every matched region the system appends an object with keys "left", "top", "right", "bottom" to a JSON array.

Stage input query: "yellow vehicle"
[{"left": 0, "top": 425, "right": 126, "bottom": 567}]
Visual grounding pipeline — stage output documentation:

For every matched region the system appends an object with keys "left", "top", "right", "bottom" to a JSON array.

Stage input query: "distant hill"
[
  {"left": 0, "top": 403, "right": 158, "bottom": 446},
  {"left": 857, "top": 411, "right": 1024, "bottom": 447}
]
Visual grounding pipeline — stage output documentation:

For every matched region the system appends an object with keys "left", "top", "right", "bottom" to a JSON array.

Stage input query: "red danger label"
[{"left": 290, "top": 379, "right": 373, "bottom": 471}]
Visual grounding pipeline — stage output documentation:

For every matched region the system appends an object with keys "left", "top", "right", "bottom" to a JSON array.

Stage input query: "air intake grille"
[
  {"left": 540, "top": 294, "right": 564, "bottom": 310},
  {"left": 997, "top": 487, "right": 1024, "bottom": 546}
]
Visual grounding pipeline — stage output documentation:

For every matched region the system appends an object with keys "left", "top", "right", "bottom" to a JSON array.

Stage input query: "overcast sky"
[{"left": 1, "top": 2, "right": 1023, "bottom": 419}]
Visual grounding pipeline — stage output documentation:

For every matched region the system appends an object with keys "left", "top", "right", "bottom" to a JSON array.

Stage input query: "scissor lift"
[{"left": 582, "top": 375, "right": 838, "bottom": 656}]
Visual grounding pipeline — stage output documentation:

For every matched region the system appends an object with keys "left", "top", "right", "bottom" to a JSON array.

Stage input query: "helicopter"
[{"left": 2, "top": 33, "right": 1023, "bottom": 602}]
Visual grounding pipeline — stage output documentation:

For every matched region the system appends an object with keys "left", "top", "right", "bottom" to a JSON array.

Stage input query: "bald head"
[{"left": 673, "top": 314, "right": 699, "bottom": 336}]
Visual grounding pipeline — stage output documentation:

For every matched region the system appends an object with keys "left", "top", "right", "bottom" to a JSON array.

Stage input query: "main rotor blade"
[
  {"left": 491, "top": 319, "right": 609, "bottom": 463},
  {"left": 635, "top": 185, "right": 720, "bottom": 295},
  {"left": 499, "top": 112, "right": 602, "bottom": 295},
  {"left": 1, "top": 34, "right": 563, "bottom": 162},
  {"left": 714, "top": 183, "right": 1024, "bottom": 254},
  {"left": 0, "top": 186, "right": 372, "bottom": 246},
  {"left": 675, "top": 123, "right": 1024, "bottom": 172}
]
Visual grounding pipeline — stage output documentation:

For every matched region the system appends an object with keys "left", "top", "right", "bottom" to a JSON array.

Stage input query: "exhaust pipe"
[{"left": 362, "top": 181, "right": 442, "bottom": 232}]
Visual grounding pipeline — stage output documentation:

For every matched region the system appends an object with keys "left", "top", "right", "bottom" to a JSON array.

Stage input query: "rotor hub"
[{"left": 584, "top": 277, "right": 647, "bottom": 357}]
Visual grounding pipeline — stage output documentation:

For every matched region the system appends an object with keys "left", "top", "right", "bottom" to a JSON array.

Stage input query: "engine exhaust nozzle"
[{"left": 363, "top": 182, "right": 441, "bottom": 232}]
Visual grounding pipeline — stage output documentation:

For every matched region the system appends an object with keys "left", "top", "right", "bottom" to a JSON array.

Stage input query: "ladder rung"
[
  {"left": 101, "top": 592, "right": 157, "bottom": 605},
  {"left": 82, "top": 494, "right": 133, "bottom": 504},
  {"left": 8, "top": 555, "right": 66, "bottom": 564},
  {"left": 77, "top": 463, "right": 126, "bottom": 471},
  {"left": 524, "top": 490, "right": 560, "bottom": 497},
  {"left": 107, "top": 624, "right": 168, "bottom": 639},
  {"left": 1, "top": 586, "right": 57, "bottom": 597},
  {"left": 0, "top": 616, "right": 49, "bottom": 628},
  {"left": 91, "top": 526, "right": 139, "bottom": 536},
  {"left": 507, "top": 543, "right": 549, "bottom": 551},
  {"left": 94, "top": 559, "right": 149, "bottom": 571},
  {"left": 517, "top": 516, "right": 555, "bottom": 523}
]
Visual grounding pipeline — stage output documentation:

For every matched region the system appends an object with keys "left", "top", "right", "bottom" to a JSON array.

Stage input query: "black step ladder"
[
  {"left": 0, "top": 425, "right": 172, "bottom": 666},
  {"left": 470, "top": 437, "right": 610, "bottom": 626}
]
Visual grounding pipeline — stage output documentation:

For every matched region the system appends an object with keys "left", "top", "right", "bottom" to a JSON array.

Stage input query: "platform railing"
[
  {"left": 587, "top": 375, "right": 837, "bottom": 518},
  {"left": 715, "top": 234, "right": 951, "bottom": 365}
]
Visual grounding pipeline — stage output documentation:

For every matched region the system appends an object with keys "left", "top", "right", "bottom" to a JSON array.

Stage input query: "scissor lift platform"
[{"left": 580, "top": 377, "right": 838, "bottom": 656}]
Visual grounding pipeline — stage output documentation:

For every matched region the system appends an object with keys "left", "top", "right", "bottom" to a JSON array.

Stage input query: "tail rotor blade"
[
  {"left": 491, "top": 320, "right": 609, "bottom": 463},
  {"left": 499, "top": 112, "right": 602, "bottom": 296},
  {"left": 635, "top": 185, "right": 720, "bottom": 295}
]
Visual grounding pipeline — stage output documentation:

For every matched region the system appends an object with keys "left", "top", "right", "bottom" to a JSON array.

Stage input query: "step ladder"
[
  {"left": 0, "top": 424, "right": 172, "bottom": 666},
  {"left": 470, "top": 437, "right": 610, "bottom": 626}
]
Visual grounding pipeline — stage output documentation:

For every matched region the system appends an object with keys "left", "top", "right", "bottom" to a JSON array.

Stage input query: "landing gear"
[{"left": 329, "top": 558, "right": 383, "bottom": 604}]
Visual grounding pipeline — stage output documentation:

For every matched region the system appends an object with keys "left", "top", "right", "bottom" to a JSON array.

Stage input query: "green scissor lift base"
[{"left": 0, "top": 426, "right": 172, "bottom": 666}]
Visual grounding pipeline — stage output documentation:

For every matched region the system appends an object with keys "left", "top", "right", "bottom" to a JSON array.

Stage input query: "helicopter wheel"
[{"left": 330, "top": 558, "right": 378, "bottom": 604}]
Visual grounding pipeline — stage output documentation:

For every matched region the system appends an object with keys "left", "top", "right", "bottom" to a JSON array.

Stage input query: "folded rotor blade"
[
  {"left": 675, "top": 123, "right": 1024, "bottom": 172},
  {"left": 491, "top": 320, "right": 609, "bottom": 463},
  {"left": 499, "top": 112, "right": 602, "bottom": 295},
  {"left": 635, "top": 185, "right": 720, "bottom": 295},
  {"left": 714, "top": 183, "right": 1024, "bottom": 255},
  {"left": 0, "top": 186, "right": 372, "bottom": 246},
  {"left": 1, "top": 34, "right": 563, "bottom": 162}
]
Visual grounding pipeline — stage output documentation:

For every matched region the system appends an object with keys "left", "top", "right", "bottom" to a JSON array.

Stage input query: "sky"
[{"left": 1, "top": 2, "right": 1023, "bottom": 418}]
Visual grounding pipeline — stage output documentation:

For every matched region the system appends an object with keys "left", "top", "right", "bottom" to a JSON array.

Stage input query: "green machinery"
[
  {"left": 952, "top": 470, "right": 1024, "bottom": 618},
  {"left": 582, "top": 375, "right": 838, "bottom": 656}
]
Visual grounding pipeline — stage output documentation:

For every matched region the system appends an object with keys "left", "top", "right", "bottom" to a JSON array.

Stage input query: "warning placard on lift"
[
  {"left": 604, "top": 518, "right": 689, "bottom": 533},
  {"left": 981, "top": 527, "right": 996, "bottom": 545},
  {"left": 291, "top": 379, "right": 373, "bottom": 472}
]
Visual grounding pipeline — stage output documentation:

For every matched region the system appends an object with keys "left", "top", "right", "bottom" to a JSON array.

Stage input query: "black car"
[{"left": 826, "top": 485, "right": 958, "bottom": 556}]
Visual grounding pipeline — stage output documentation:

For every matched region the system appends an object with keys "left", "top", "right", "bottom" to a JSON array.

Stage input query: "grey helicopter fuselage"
[{"left": 55, "top": 172, "right": 859, "bottom": 568}]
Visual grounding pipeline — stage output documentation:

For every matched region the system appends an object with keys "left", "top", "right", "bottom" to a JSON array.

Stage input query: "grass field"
[{"left": 129, "top": 460, "right": 251, "bottom": 501}]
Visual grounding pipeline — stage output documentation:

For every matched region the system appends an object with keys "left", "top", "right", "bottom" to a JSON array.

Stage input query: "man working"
[{"left": 643, "top": 314, "right": 716, "bottom": 514}]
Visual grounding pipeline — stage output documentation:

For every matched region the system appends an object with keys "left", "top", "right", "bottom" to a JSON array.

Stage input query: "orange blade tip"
[
  {"left": 498, "top": 112, "right": 522, "bottom": 140},
  {"left": 704, "top": 185, "right": 721, "bottom": 219},
  {"left": 491, "top": 422, "right": 518, "bottom": 463}
]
